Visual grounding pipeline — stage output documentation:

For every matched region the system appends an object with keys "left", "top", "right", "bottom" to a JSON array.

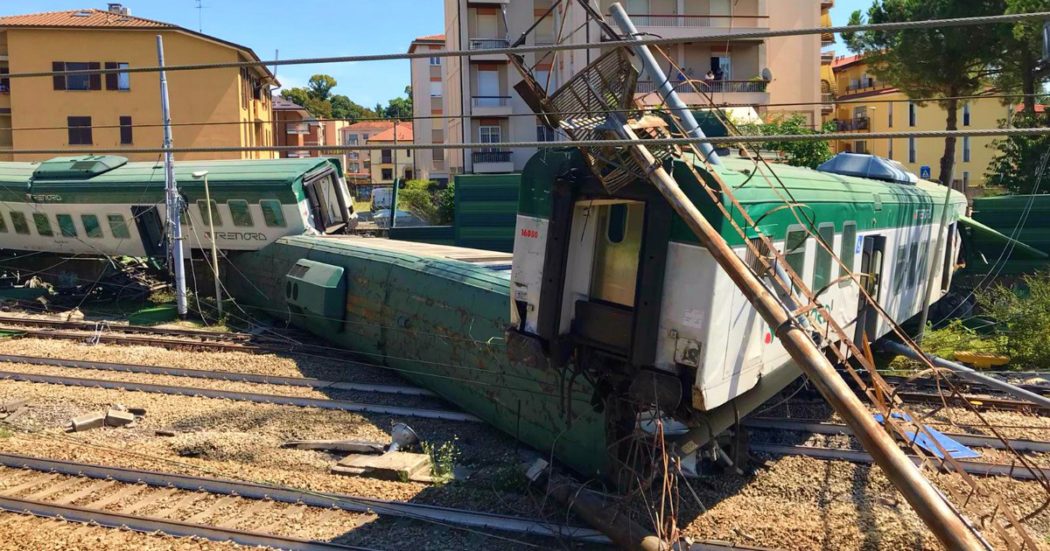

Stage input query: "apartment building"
[
  {"left": 272, "top": 96, "right": 323, "bottom": 159},
  {"left": 831, "top": 54, "right": 1011, "bottom": 189},
  {"left": 367, "top": 123, "right": 415, "bottom": 186},
  {"left": 433, "top": 0, "right": 829, "bottom": 175},
  {"left": 408, "top": 34, "right": 450, "bottom": 184},
  {"left": 342, "top": 120, "right": 397, "bottom": 188},
  {"left": 0, "top": 4, "right": 276, "bottom": 162}
]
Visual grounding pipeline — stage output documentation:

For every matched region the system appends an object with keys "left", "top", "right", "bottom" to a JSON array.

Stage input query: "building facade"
[
  {"left": 0, "top": 4, "right": 276, "bottom": 162},
  {"left": 431, "top": 0, "right": 829, "bottom": 175},
  {"left": 408, "top": 34, "right": 450, "bottom": 184},
  {"left": 272, "top": 96, "right": 323, "bottom": 159},
  {"left": 830, "top": 54, "right": 1012, "bottom": 190},
  {"left": 342, "top": 120, "right": 397, "bottom": 187},
  {"left": 367, "top": 123, "right": 415, "bottom": 186}
]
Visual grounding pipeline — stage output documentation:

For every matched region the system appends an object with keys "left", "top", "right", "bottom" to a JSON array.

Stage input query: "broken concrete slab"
[
  {"left": 70, "top": 413, "right": 106, "bottom": 432},
  {"left": 334, "top": 451, "right": 433, "bottom": 482},
  {"left": 105, "top": 409, "right": 135, "bottom": 427},
  {"left": 3, "top": 407, "right": 28, "bottom": 424},
  {"left": 282, "top": 439, "right": 385, "bottom": 454}
]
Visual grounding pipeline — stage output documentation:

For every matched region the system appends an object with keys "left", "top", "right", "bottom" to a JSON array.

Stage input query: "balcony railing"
[
  {"left": 636, "top": 79, "right": 769, "bottom": 94},
  {"left": 472, "top": 95, "right": 511, "bottom": 108},
  {"left": 469, "top": 38, "right": 510, "bottom": 50},
  {"left": 834, "top": 117, "right": 870, "bottom": 131},
  {"left": 472, "top": 150, "right": 512, "bottom": 163},
  {"left": 627, "top": 14, "right": 769, "bottom": 28}
]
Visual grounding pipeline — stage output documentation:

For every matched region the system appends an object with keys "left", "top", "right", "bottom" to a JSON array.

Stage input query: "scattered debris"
[
  {"left": 104, "top": 409, "right": 135, "bottom": 427},
  {"left": 68, "top": 403, "right": 144, "bottom": 432},
  {"left": 333, "top": 450, "right": 434, "bottom": 483},
  {"left": 69, "top": 413, "right": 106, "bottom": 432},
  {"left": 281, "top": 439, "right": 385, "bottom": 454},
  {"left": 0, "top": 398, "right": 27, "bottom": 413},
  {"left": 155, "top": 429, "right": 177, "bottom": 437}
]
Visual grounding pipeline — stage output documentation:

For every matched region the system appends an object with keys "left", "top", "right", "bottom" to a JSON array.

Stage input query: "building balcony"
[
  {"left": 821, "top": 93, "right": 835, "bottom": 113},
  {"left": 472, "top": 150, "right": 514, "bottom": 173},
  {"left": 834, "top": 117, "right": 870, "bottom": 131},
  {"left": 469, "top": 38, "right": 510, "bottom": 61},
  {"left": 471, "top": 95, "right": 513, "bottom": 116},
  {"left": 635, "top": 79, "right": 770, "bottom": 106},
  {"left": 625, "top": 13, "right": 768, "bottom": 38}
]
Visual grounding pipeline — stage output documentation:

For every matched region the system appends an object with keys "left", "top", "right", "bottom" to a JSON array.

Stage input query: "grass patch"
[
  {"left": 422, "top": 438, "right": 461, "bottom": 484},
  {"left": 0, "top": 426, "right": 13, "bottom": 439}
]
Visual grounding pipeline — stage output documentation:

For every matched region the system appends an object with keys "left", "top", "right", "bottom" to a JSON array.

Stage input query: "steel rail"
[
  {"left": 2, "top": 12, "right": 1047, "bottom": 80},
  {"left": 0, "top": 353, "right": 436, "bottom": 397},
  {"left": 0, "top": 494, "right": 373, "bottom": 551},
  {"left": 0, "top": 370, "right": 480, "bottom": 422},
  {"left": 0, "top": 453, "right": 610, "bottom": 544},
  {"left": 0, "top": 315, "right": 252, "bottom": 342},
  {"left": 745, "top": 418, "right": 1050, "bottom": 454},
  {"left": 752, "top": 444, "right": 1050, "bottom": 481},
  {"left": 0, "top": 326, "right": 260, "bottom": 352}
]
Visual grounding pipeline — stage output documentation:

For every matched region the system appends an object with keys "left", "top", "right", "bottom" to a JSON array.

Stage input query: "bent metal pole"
[{"left": 157, "top": 35, "right": 188, "bottom": 317}]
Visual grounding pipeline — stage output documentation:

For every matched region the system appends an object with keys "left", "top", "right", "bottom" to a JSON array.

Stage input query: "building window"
[
  {"left": 10, "top": 212, "right": 29, "bottom": 235},
  {"left": 67, "top": 116, "right": 93, "bottom": 145},
  {"left": 260, "top": 200, "right": 286, "bottom": 227},
  {"left": 909, "top": 102, "right": 916, "bottom": 127},
  {"left": 963, "top": 136, "right": 971, "bottom": 162},
  {"left": 537, "top": 125, "right": 556, "bottom": 142},
  {"left": 349, "top": 162, "right": 359, "bottom": 172},
  {"left": 81, "top": 214, "right": 102, "bottom": 238},
  {"left": 888, "top": 102, "right": 893, "bottom": 128},
  {"left": 33, "top": 213, "right": 53, "bottom": 236},
  {"left": 963, "top": 103, "right": 971, "bottom": 127},
  {"left": 56, "top": 214, "right": 77, "bottom": 238},
  {"left": 107, "top": 214, "right": 131, "bottom": 239},
  {"left": 430, "top": 57, "right": 441, "bottom": 66},
  {"left": 429, "top": 80, "right": 443, "bottom": 97},
  {"left": 888, "top": 138, "right": 894, "bottom": 160},
  {"left": 908, "top": 137, "right": 916, "bottom": 163},
  {"left": 381, "top": 149, "right": 393, "bottom": 163},
  {"left": 105, "top": 62, "right": 130, "bottom": 91},
  {"left": 197, "top": 200, "right": 222, "bottom": 227},
  {"left": 347, "top": 135, "right": 359, "bottom": 145},
  {"left": 432, "top": 148, "right": 443, "bottom": 162},
  {"left": 119, "top": 116, "right": 133, "bottom": 145},
  {"left": 479, "top": 125, "right": 502, "bottom": 149},
  {"left": 382, "top": 168, "right": 393, "bottom": 180},
  {"left": 53, "top": 61, "right": 100, "bottom": 91},
  {"left": 0, "top": 67, "right": 9, "bottom": 94},
  {"left": 854, "top": 140, "right": 868, "bottom": 154}
]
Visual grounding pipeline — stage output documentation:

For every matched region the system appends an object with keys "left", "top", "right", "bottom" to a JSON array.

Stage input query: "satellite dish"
[{"left": 761, "top": 68, "right": 773, "bottom": 82}]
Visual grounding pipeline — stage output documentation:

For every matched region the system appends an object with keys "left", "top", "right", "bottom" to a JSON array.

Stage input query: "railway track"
[
  {"left": 0, "top": 315, "right": 255, "bottom": 342},
  {"left": 0, "top": 452, "right": 611, "bottom": 548},
  {"left": 0, "top": 325, "right": 265, "bottom": 352}
]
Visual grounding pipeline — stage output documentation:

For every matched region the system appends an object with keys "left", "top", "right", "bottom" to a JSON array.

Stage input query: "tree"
[
  {"left": 307, "top": 74, "right": 338, "bottom": 102},
  {"left": 997, "top": 0, "right": 1050, "bottom": 115},
  {"left": 330, "top": 94, "right": 375, "bottom": 122},
  {"left": 844, "top": 1, "right": 1007, "bottom": 185},
  {"left": 986, "top": 111, "right": 1050, "bottom": 193},
  {"left": 382, "top": 86, "right": 413, "bottom": 120},
  {"left": 397, "top": 180, "right": 440, "bottom": 223},
  {"left": 741, "top": 115, "right": 834, "bottom": 169}
]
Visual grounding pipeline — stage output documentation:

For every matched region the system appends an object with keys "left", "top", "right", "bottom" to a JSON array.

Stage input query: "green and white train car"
[{"left": 0, "top": 155, "right": 354, "bottom": 258}]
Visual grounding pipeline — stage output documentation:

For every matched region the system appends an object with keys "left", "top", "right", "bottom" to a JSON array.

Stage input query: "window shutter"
[
  {"left": 52, "top": 62, "right": 65, "bottom": 90},
  {"left": 104, "top": 62, "right": 118, "bottom": 90},
  {"left": 88, "top": 62, "right": 101, "bottom": 90}
]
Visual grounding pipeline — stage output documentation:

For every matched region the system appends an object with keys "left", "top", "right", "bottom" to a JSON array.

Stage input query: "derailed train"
[{"left": 0, "top": 149, "right": 1030, "bottom": 477}]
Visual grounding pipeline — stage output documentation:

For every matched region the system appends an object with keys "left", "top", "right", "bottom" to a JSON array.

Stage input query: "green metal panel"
[
  {"left": 285, "top": 259, "right": 347, "bottom": 324},
  {"left": 965, "top": 194, "right": 1050, "bottom": 276},
  {"left": 454, "top": 172, "right": 522, "bottom": 253}
]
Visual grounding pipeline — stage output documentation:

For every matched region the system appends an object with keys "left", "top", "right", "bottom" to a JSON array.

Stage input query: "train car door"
[
  {"left": 854, "top": 235, "right": 886, "bottom": 345},
  {"left": 304, "top": 170, "right": 350, "bottom": 234},
  {"left": 131, "top": 206, "right": 166, "bottom": 258}
]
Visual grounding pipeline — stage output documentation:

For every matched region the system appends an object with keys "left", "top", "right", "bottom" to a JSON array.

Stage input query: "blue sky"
[
  {"left": 0, "top": 0, "right": 446, "bottom": 108},
  {"left": 829, "top": 0, "right": 872, "bottom": 52},
  {"left": 1, "top": 0, "right": 871, "bottom": 106}
]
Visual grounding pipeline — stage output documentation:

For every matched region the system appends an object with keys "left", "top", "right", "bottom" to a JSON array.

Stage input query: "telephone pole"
[{"left": 157, "top": 35, "right": 188, "bottom": 317}]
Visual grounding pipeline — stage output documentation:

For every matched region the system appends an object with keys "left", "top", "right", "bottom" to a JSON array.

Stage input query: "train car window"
[
  {"left": 907, "top": 242, "right": 919, "bottom": 288},
  {"left": 10, "top": 212, "right": 28, "bottom": 235},
  {"left": 606, "top": 203, "right": 628, "bottom": 244},
  {"left": 784, "top": 229, "right": 808, "bottom": 280},
  {"left": 56, "top": 214, "right": 77, "bottom": 238},
  {"left": 197, "top": 200, "right": 222, "bottom": 227},
  {"left": 107, "top": 214, "right": 131, "bottom": 239},
  {"left": 179, "top": 203, "right": 191, "bottom": 226},
  {"left": 33, "top": 213, "right": 53, "bottom": 236},
  {"left": 0, "top": 212, "right": 7, "bottom": 233},
  {"left": 260, "top": 200, "right": 286, "bottom": 227},
  {"left": 814, "top": 224, "right": 835, "bottom": 291},
  {"left": 228, "top": 200, "right": 253, "bottom": 227},
  {"left": 893, "top": 244, "right": 907, "bottom": 292},
  {"left": 81, "top": 214, "right": 103, "bottom": 238},
  {"left": 840, "top": 223, "right": 857, "bottom": 283}
]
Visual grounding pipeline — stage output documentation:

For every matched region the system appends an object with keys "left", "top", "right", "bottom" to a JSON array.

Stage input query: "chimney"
[{"left": 107, "top": 3, "right": 130, "bottom": 16}]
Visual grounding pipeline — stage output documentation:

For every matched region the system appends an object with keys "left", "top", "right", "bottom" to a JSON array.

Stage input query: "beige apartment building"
[
  {"left": 426, "top": 0, "right": 831, "bottom": 175},
  {"left": 367, "top": 123, "right": 415, "bottom": 186},
  {"left": 341, "top": 120, "right": 397, "bottom": 186},
  {"left": 408, "top": 34, "right": 450, "bottom": 184}
]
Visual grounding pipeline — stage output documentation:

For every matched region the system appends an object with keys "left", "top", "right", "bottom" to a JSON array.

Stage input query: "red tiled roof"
[
  {"left": 832, "top": 54, "right": 864, "bottom": 70},
  {"left": 415, "top": 34, "right": 445, "bottom": 42},
  {"left": 0, "top": 9, "right": 174, "bottom": 28},
  {"left": 345, "top": 120, "right": 396, "bottom": 132},
  {"left": 367, "top": 123, "right": 414, "bottom": 142},
  {"left": 1015, "top": 104, "right": 1047, "bottom": 113}
]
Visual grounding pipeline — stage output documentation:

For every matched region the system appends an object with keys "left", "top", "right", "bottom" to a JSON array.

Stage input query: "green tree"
[
  {"left": 374, "top": 103, "right": 386, "bottom": 118},
  {"left": 281, "top": 87, "right": 332, "bottom": 119},
  {"left": 986, "top": 111, "right": 1050, "bottom": 193},
  {"left": 997, "top": 0, "right": 1050, "bottom": 115},
  {"left": 844, "top": 0, "right": 1007, "bottom": 185},
  {"left": 307, "top": 74, "right": 338, "bottom": 102},
  {"left": 383, "top": 86, "right": 414, "bottom": 120},
  {"left": 330, "top": 94, "right": 375, "bottom": 122},
  {"left": 436, "top": 182, "right": 455, "bottom": 225},
  {"left": 741, "top": 115, "right": 834, "bottom": 169},
  {"left": 397, "top": 180, "right": 440, "bottom": 223}
]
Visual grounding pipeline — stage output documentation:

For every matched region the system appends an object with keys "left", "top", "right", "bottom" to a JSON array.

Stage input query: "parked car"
[
  {"left": 373, "top": 209, "right": 427, "bottom": 229},
  {"left": 371, "top": 188, "right": 392, "bottom": 211}
]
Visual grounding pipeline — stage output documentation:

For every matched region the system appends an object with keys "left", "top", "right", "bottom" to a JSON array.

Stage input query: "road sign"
[{"left": 920, "top": 166, "right": 932, "bottom": 180}]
